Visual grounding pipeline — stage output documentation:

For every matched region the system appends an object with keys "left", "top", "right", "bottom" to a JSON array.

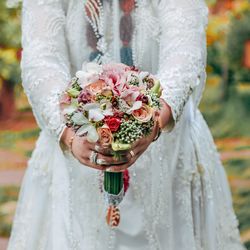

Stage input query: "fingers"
[
  {"left": 73, "top": 139, "right": 129, "bottom": 169},
  {"left": 105, "top": 151, "right": 138, "bottom": 172},
  {"left": 95, "top": 153, "right": 129, "bottom": 166},
  {"left": 72, "top": 134, "right": 151, "bottom": 172}
]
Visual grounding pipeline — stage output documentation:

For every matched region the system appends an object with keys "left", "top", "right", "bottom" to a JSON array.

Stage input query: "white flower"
[
  {"left": 100, "top": 100, "right": 114, "bottom": 116},
  {"left": 77, "top": 124, "right": 99, "bottom": 142},
  {"left": 71, "top": 111, "right": 99, "bottom": 142},
  {"left": 71, "top": 112, "right": 89, "bottom": 125},
  {"left": 83, "top": 62, "right": 103, "bottom": 74},
  {"left": 126, "top": 101, "right": 142, "bottom": 114},
  {"left": 83, "top": 103, "right": 105, "bottom": 122},
  {"left": 76, "top": 62, "right": 103, "bottom": 87}
]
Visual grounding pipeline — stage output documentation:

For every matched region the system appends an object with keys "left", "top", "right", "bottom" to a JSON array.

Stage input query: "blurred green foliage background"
[{"left": 0, "top": 0, "right": 250, "bottom": 248}]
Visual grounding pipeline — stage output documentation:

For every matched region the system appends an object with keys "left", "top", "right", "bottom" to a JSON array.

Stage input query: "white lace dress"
[{"left": 8, "top": 0, "right": 246, "bottom": 249}]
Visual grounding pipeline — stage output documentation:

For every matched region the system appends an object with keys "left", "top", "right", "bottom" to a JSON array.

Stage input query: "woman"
[{"left": 8, "top": 0, "right": 246, "bottom": 249}]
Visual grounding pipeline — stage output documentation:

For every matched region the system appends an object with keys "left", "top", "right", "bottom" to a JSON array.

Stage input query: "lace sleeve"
[
  {"left": 156, "top": 0, "right": 208, "bottom": 129},
  {"left": 21, "top": 0, "right": 70, "bottom": 140}
]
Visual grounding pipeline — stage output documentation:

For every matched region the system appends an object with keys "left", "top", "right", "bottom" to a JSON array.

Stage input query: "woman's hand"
[
  {"left": 105, "top": 99, "right": 173, "bottom": 172},
  {"left": 60, "top": 127, "right": 129, "bottom": 170},
  {"left": 158, "top": 99, "right": 173, "bottom": 129}
]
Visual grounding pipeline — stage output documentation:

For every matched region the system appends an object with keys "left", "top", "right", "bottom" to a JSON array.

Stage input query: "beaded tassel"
[
  {"left": 119, "top": 0, "right": 135, "bottom": 65},
  {"left": 84, "top": 0, "right": 105, "bottom": 63},
  {"left": 106, "top": 206, "right": 121, "bottom": 227},
  {"left": 84, "top": 0, "right": 135, "bottom": 64}
]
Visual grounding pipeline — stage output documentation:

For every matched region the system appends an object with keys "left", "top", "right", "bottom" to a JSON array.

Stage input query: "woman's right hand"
[{"left": 60, "top": 127, "right": 130, "bottom": 170}]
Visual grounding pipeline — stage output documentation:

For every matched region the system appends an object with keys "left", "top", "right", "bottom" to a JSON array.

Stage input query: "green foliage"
[
  {"left": 0, "top": 186, "right": 19, "bottom": 204},
  {"left": 200, "top": 77, "right": 250, "bottom": 138},
  {"left": 0, "top": 128, "right": 40, "bottom": 149},
  {"left": 0, "top": 0, "right": 21, "bottom": 48},
  {"left": 0, "top": 186, "right": 19, "bottom": 237},
  {"left": 227, "top": 11, "right": 250, "bottom": 83},
  {"left": 234, "top": 188, "right": 250, "bottom": 232},
  {"left": 207, "top": 46, "right": 223, "bottom": 75},
  {"left": 225, "top": 159, "right": 250, "bottom": 175},
  {"left": 0, "top": 0, "right": 21, "bottom": 86}
]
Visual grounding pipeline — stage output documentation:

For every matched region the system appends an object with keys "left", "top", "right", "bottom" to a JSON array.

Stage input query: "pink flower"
[
  {"left": 100, "top": 64, "right": 129, "bottom": 96},
  {"left": 78, "top": 90, "right": 92, "bottom": 104},
  {"left": 120, "top": 86, "right": 140, "bottom": 105},
  {"left": 102, "top": 63, "right": 130, "bottom": 72},
  {"left": 86, "top": 80, "right": 106, "bottom": 95},
  {"left": 132, "top": 104, "right": 153, "bottom": 123},
  {"left": 60, "top": 92, "right": 71, "bottom": 105},
  {"left": 136, "top": 94, "right": 149, "bottom": 104},
  {"left": 97, "top": 127, "right": 113, "bottom": 146},
  {"left": 60, "top": 92, "right": 71, "bottom": 110}
]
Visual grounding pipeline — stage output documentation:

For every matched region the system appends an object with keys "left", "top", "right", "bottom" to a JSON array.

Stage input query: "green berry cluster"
[
  {"left": 149, "top": 92, "right": 161, "bottom": 109},
  {"left": 114, "top": 118, "right": 154, "bottom": 144}
]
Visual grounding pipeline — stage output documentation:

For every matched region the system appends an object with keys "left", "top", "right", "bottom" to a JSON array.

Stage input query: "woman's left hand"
[
  {"left": 103, "top": 123, "right": 159, "bottom": 172},
  {"left": 104, "top": 99, "right": 173, "bottom": 172}
]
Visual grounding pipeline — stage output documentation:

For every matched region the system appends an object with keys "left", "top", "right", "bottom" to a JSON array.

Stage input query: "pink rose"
[
  {"left": 132, "top": 104, "right": 153, "bottom": 123},
  {"left": 97, "top": 127, "right": 113, "bottom": 146},
  {"left": 86, "top": 80, "right": 106, "bottom": 94}
]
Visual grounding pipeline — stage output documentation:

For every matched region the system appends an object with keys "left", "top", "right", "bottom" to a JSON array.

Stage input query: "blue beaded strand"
[{"left": 120, "top": 46, "right": 133, "bottom": 66}]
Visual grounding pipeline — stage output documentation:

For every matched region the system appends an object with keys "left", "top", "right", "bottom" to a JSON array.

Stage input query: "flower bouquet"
[{"left": 61, "top": 62, "right": 161, "bottom": 227}]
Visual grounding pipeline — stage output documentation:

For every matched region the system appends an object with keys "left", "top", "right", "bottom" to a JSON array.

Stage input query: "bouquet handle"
[{"left": 104, "top": 171, "right": 124, "bottom": 227}]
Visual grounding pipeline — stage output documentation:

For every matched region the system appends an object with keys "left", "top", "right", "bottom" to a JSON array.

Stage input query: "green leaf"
[
  {"left": 111, "top": 142, "right": 131, "bottom": 151},
  {"left": 150, "top": 80, "right": 161, "bottom": 97},
  {"left": 67, "top": 88, "right": 80, "bottom": 98}
]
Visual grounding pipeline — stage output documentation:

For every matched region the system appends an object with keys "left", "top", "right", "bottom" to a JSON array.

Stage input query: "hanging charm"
[
  {"left": 103, "top": 170, "right": 130, "bottom": 227},
  {"left": 106, "top": 206, "right": 121, "bottom": 227}
]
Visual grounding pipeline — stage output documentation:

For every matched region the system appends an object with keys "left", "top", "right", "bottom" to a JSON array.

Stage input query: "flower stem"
[{"left": 104, "top": 171, "right": 123, "bottom": 195}]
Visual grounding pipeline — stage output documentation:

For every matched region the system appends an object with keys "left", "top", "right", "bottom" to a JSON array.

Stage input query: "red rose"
[{"left": 105, "top": 117, "right": 121, "bottom": 132}]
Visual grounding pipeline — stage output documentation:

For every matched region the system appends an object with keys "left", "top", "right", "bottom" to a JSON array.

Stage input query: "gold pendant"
[{"left": 106, "top": 206, "right": 120, "bottom": 227}]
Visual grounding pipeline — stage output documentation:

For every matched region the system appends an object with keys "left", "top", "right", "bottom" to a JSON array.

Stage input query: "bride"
[{"left": 8, "top": 0, "right": 246, "bottom": 249}]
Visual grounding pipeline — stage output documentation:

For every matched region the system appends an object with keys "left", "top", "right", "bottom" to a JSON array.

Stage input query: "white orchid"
[
  {"left": 99, "top": 99, "right": 114, "bottom": 116},
  {"left": 83, "top": 103, "right": 105, "bottom": 122},
  {"left": 71, "top": 111, "right": 99, "bottom": 142},
  {"left": 138, "top": 71, "right": 150, "bottom": 86},
  {"left": 77, "top": 124, "right": 99, "bottom": 142},
  {"left": 62, "top": 99, "right": 78, "bottom": 115},
  {"left": 76, "top": 62, "right": 103, "bottom": 87},
  {"left": 126, "top": 101, "right": 142, "bottom": 114},
  {"left": 71, "top": 101, "right": 114, "bottom": 142}
]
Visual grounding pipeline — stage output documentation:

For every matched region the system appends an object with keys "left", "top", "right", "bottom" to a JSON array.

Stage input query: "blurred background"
[{"left": 0, "top": 0, "right": 250, "bottom": 249}]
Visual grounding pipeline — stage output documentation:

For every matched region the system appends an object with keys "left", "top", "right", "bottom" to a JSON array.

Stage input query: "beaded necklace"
[{"left": 84, "top": 0, "right": 136, "bottom": 65}]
